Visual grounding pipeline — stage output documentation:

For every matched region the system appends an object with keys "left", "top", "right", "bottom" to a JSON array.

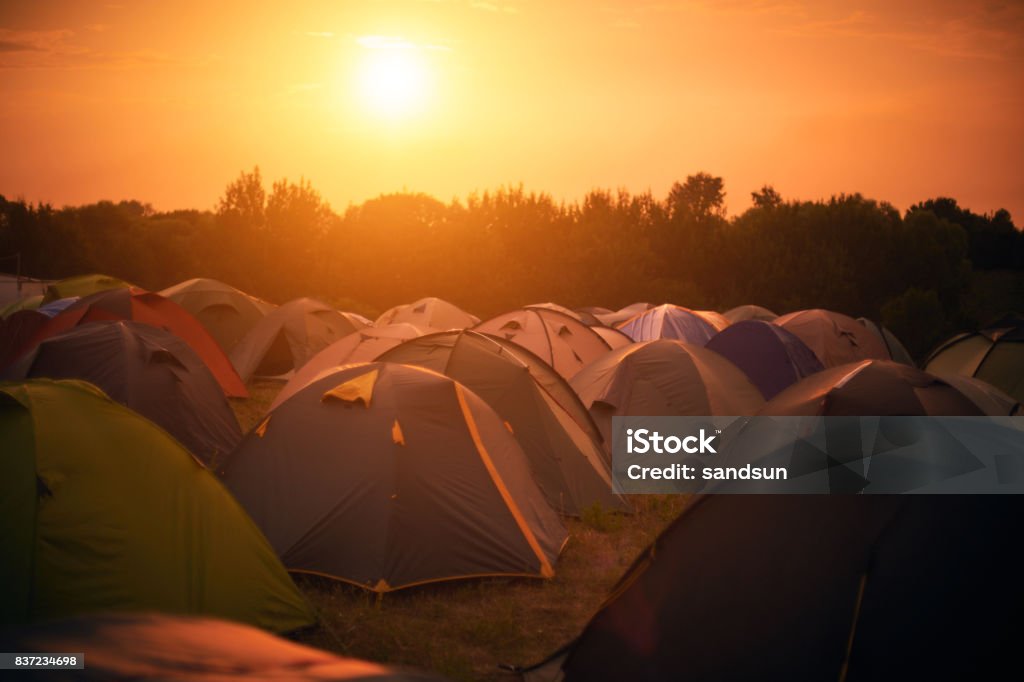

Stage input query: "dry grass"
[{"left": 227, "top": 379, "right": 689, "bottom": 681}]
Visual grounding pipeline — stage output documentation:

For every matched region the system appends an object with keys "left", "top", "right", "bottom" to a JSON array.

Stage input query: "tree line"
[{"left": 2, "top": 168, "right": 1021, "bottom": 359}]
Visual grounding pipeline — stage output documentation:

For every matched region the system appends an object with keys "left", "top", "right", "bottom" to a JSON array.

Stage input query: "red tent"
[{"left": 23, "top": 287, "right": 248, "bottom": 397}]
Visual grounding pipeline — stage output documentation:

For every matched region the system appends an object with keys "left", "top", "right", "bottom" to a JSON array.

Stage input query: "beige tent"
[
  {"left": 570, "top": 339, "right": 765, "bottom": 447},
  {"left": 159, "top": 278, "right": 275, "bottom": 353},
  {"left": 230, "top": 298, "right": 366, "bottom": 382},
  {"left": 774, "top": 309, "right": 889, "bottom": 367},
  {"left": 474, "top": 308, "right": 612, "bottom": 379},
  {"left": 375, "top": 297, "right": 479, "bottom": 332},
  {"left": 270, "top": 323, "right": 426, "bottom": 410}
]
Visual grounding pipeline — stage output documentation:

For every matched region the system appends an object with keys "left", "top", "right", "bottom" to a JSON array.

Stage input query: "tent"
[
  {"left": 375, "top": 296, "right": 479, "bottom": 332},
  {"left": 377, "top": 331, "right": 628, "bottom": 515},
  {"left": 591, "top": 325, "right": 634, "bottom": 350},
  {"left": 774, "top": 309, "right": 890, "bottom": 367},
  {"left": 693, "top": 310, "right": 731, "bottom": 332},
  {"left": 270, "top": 322, "right": 426, "bottom": 410},
  {"left": 858, "top": 317, "right": 915, "bottom": 366},
  {"left": 722, "top": 304, "right": 778, "bottom": 323},
  {"left": 160, "top": 278, "right": 276, "bottom": 353},
  {"left": 934, "top": 373, "right": 1020, "bottom": 416},
  {"left": 616, "top": 304, "right": 718, "bottom": 346},
  {"left": 222, "top": 363, "right": 567, "bottom": 592},
  {"left": 474, "top": 308, "right": 612, "bottom": 379},
  {"left": 0, "top": 310, "right": 48, "bottom": 369},
  {"left": 539, "top": 495, "right": 1023, "bottom": 681},
  {"left": 925, "top": 314, "right": 1024, "bottom": 402},
  {"left": 704, "top": 320, "right": 824, "bottom": 399},
  {"left": 230, "top": 297, "right": 366, "bottom": 383},
  {"left": 594, "top": 302, "right": 654, "bottom": 327},
  {"left": 526, "top": 302, "right": 585, "bottom": 321},
  {"left": 570, "top": 340, "right": 765, "bottom": 447},
  {"left": 0, "top": 379, "right": 313, "bottom": 632},
  {"left": 0, "top": 613, "right": 448, "bottom": 681},
  {"left": 758, "top": 360, "right": 983, "bottom": 416},
  {"left": 23, "top": 287, "right": 247, "bottom": 397},
  {"left": 41, "top": 273, "right": 133, "bottom": 304},
  {"left": 2, "top": 321, "right": 242, "bottom": 466},
  {"left": 0, "top": 294, "right": 43, "bottom": 318}
]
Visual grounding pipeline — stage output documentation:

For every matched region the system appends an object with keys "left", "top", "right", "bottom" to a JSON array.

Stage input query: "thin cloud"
[
  {"left": 470, "top": 1, "right": 519, "bottom": 14},
  {"left": 356, "top": 35, "right": 453, "bottom": 52}
]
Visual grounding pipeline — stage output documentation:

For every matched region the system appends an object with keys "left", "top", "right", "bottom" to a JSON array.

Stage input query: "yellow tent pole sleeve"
[{"left": 454, "top": 383, "right": 554, "bottom": 578}]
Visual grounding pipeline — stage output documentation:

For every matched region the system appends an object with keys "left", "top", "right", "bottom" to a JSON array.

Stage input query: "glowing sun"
[{"left": 356, "top": 44, "right": 431, "bottom": 119}]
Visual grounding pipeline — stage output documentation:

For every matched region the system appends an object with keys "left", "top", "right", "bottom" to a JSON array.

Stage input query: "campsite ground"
[{"left": 232, "top": 381, "right": 690, "bottom": 681}]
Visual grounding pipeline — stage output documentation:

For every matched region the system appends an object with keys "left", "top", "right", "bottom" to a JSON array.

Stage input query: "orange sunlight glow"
[{"left": 355, "top": 36, "right": 432, "bottom": 120}]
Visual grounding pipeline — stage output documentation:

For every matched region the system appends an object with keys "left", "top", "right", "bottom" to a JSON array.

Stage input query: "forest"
[{"left": 2, "top": 168, "right": 1022, "bottom": 360}]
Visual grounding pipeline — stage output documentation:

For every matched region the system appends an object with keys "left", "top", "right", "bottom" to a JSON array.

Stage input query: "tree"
[
  {"left": 751, "top": 185, "right": 782, "bottom": 209},
  {"left": 667, "top": 172, "right": 726, "bottom": 223},
  {"left": 217, "top": 167, "right": 266, "bottom": 231}
]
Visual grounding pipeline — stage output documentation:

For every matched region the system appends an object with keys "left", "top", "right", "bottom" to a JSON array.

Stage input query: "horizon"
[{"left": 1, "top": 0, "right": 1022, "bottom": 220}]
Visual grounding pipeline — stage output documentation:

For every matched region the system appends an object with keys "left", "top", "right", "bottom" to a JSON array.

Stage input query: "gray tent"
[
  {"left": 378, "top": 331, "right": 628, "bottom": 515},
  {"left": 222, "top": 362, "right": 567, "bottom": 592}
]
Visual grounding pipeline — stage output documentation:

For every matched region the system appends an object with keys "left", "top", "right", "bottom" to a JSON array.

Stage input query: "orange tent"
[{"left": 25, "top": 287, "right": 247, "bottom": 397}]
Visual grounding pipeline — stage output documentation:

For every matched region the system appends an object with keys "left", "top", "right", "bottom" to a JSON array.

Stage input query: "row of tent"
[
  {"left": 2, "top": 275, "right": 1022, "bottom": 667},
  {"left": 3, "top": 274, "right": 1019, "bottom": 404}
]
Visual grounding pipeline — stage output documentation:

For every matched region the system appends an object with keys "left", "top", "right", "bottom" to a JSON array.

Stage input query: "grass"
[{"left": 227, "top": 379, "right": 690, "bottom": 681}]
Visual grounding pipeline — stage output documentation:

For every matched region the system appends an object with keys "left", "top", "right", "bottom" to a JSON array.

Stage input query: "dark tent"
[
  {"left": 758, "top": 360, "right": 984, "bottom": 416},
  {"left": 222, "top": 362, "right": 567, "bottom": 592},
  {"left": 21, "top": 287, "right": 247, "bottom": 397},
  {"left": 377, "top": 331, "right": 628, "bottom": 515},
  {"left": 544, "top": 494, "right": 1024, "bottom": 681},
  {"left": 0, "top": 613, "right": 447, "bottom": 681},
  {"left": 705, "top": 319, "right": 824, "bottom": 399},
  {"left": 0, "top": 310, "right": 48, "bottom": 369},
  {"left": 2, "top": 321, "right": 241, "bottom": 466},
  {"left": 0, "top": 379, "right": 313, "bottom": 632}
]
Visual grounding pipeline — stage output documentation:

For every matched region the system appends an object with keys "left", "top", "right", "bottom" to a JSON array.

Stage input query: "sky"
[{"left": 1, "top": 0, "right": 1022, "bottom": 219}]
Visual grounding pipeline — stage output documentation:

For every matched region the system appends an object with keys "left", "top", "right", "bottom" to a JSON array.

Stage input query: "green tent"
[
  {"left": 41, "top": 274, "right": 133, "bottom": 304},
  {"left": 0, "top": 379, "right": 314, "bottom": 632},
  {"left": 925, "top": 314, "right": 1024, "bottom": 403}
]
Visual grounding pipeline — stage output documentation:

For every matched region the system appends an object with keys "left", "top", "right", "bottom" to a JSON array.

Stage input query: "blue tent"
[{"left": 705, "top": 320, "right": 824, "bottom": 399}]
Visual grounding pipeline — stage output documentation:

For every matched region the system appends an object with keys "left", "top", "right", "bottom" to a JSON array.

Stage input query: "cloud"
[
  {"left": 0, "top": 40, "right": 46, "bottom": 52},
  {"left": 470, "top": 1, "right": 519, "bottom": 14},
  {"left": 0, "top": 28, "right": 180, "bottom": 71}
]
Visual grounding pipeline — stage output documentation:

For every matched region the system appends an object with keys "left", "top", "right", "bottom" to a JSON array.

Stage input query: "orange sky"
[{"left": 2, "top": 0, "right": 1022, "bottom": 219}]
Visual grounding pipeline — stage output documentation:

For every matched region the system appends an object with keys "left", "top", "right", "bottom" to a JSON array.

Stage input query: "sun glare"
[{"left": 356, "top": 44, "right": 431, "bottom": 120}]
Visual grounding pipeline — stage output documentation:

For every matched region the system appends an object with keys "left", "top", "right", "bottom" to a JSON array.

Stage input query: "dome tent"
[
  {"left": 758, "top": 360, "right": 984, "bottom": 417},
  {"left": 0, "top": 379, "right": 313, "bottom": 632},
  {"left": 159, "top": 277, "right": 276, "bottom": 353},
  {"left": 570, "top": 340, "right": 765, "bottom": 447},
  {"left": 2, "top": 321, "right": 241, "bottom": 466},
  {"left": 229, "top": 297, "right": 366, "bottom": 383},
  {"left": 377, "top": 330, "right": 628, "bottom": 516},
  {"left": 723, "top": 303, "right": 778, "bottom": 323},
  {"left": 616, "top": 304, "right": 718, "bottom": 346},
  {"left": 269, "top": 322, "right": 425, "bottom": 410},
  {"left": 858, "top": 317, "right": 915, "bottom": 366},
  {"left": 535, "top": 495, "right": 1024, "bottom": 681},
  {"left": 774, "top": 309, "right": 889, "bottom": 368},
  {"left": 925, "top": 313, "right": 1024, "bottom": 403},
  {"left": 41, "top": 273, "right": 133, "bottom": 304},
  {"left": 704, "top": 319, "right": 824, "bottom": 399},
  {"left": 1, "top": 613, "right": 447, "bottom": 681},
  {"left": 23, "top": 287, "right": 247, "bottom": 398},
  {"left": 375, "top": 296, "right": 479, "bottom": 332},
  {"left": 222, "top": 362, "right": 567, "bottom": 593},
  {"left": 474, "top": 308, "right": 612, "bottom": 379}
]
